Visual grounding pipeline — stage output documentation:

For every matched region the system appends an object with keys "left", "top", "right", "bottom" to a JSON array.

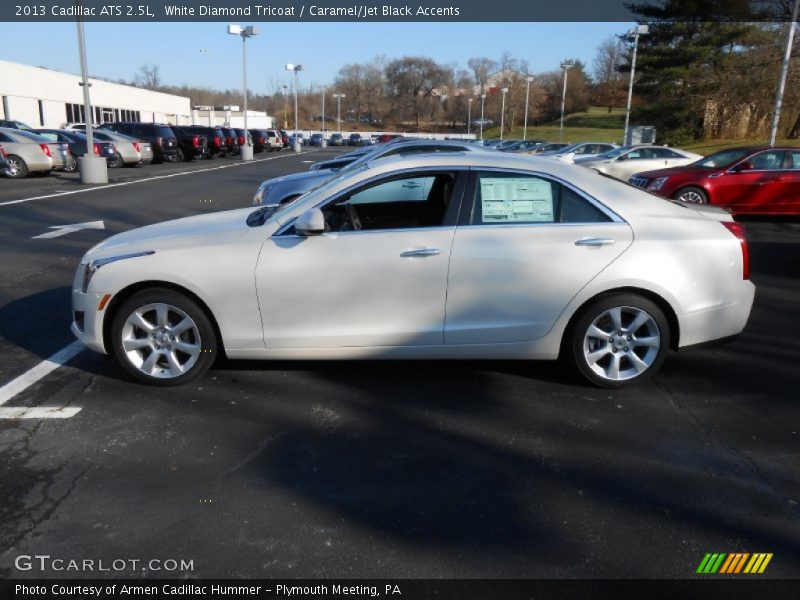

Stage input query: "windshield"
[
  {"left": 260, "top": 166, "right": 369, "bottom": 223},
  {"left": 693, "top": 148, "right": 753, "bottom": 168}
]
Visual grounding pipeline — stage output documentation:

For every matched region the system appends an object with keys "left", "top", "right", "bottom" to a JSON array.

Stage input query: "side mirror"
[
  {"left": 616, "top": 155, "right": 627, "bottom": 161},
  {"left": 733, "top": 161, "right": 754, "bottom": 172},
  {"left": 294, "top": 208, "right": 325, "bottom": 236}
]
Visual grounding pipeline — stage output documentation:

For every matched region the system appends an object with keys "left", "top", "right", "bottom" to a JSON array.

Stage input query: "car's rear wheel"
[
  {"left": 673, "top": 186, "right": 708, "bottom": 204},
  {"left": 5, "top": 155, "right": 28, "bottom": 178},
  {"left": 108, "top": 152, "right": 123, "bottom": 168},
  {"left": 111, "top": 288, "right": 217, "bottom": 386},
  {"left": 175, "top": 147, "right": 186, "bottom": 162},
  {"left": 63, "top": 155, "right": 78, "bottom": 173},
  {"left": 565, "top": 293, "right": 670, "bottom": 388}
]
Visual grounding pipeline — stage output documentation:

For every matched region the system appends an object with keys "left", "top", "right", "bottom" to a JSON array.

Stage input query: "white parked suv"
[{"left": 266, "top": 129, "right": 283, "bottom": 151}]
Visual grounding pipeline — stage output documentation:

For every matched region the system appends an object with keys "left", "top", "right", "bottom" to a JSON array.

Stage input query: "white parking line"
[
  {"left": 0, "top": 152, "right": 320, "bottom": 208},
  {"left": 0, "top": 407, "right": 82, "bottom": 419},
  {"left": 0, "top": 340, "right": 86, "bottom": 419}
]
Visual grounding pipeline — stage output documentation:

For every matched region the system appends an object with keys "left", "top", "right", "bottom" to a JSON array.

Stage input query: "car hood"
[
  {"left": 633, "top": 165, "right": 711, "bottom": 179},
  {"left": 266, "top": 169, "right": 334, "bottom": 185},
  {"left": 85, "top": 208, "right": 255, "bottom": 259}
]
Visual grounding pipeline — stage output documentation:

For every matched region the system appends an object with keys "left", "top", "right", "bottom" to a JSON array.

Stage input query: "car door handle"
[
  {"left": 400, "top": 248, "right": 440, "bottom": 257},
  {"left": 402, "top": 182, "right": 422, "bottom": 188},
  {"left": 575, "top": 238, "right": 616, "bottom": 247}
]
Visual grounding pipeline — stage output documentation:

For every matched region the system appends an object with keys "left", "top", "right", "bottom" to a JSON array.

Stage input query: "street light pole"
[
  {"left": 321, "top": 85, "right": 327, "bottom": 147},
  {"left": 467, "top": 98, "right": 473, "bottom": 136},
  {"left": 333, "top": 93, "right": 346, "bottom": 136},
  {"left": 286, "top": 63, "right": 305, "bottom": 152},
  {"left": 770, "top": 0, "right": 799, "bottom": 146},
  {"left": 75, "top": 4, "right": 108, "bottom": 184},
  {"left": 480, "top": 93, "right": 486, "bottom": 140},
  {"left": 228, "top": 25, "right": 259, "bottom": 160},
  {"left": 523, "top": 75, "right": 533, "bottom": 141},
  {"left": 623, "top": 24, "right": 649, "bottom": 146},
  {"left": 559, "top": 59, "right": 575, "bottom": 142},
  {"left": 500, "top": 87, "right": 508, "bottom": 140}
]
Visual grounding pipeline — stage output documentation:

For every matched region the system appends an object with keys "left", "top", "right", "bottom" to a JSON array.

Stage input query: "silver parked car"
[
  {"left": 0, "top": 127, "right": 70, "bottom": 178},
  {"left": 72, "top": 153, "right": 754, "bottom": 388},
  {"left": 539, "top": 142, "right": 619, "bottom": 164},
  {"left": 92, "top": 130, "right": 149, "bottom": 167},
  {"left": 253, "top": 139, "right": 491, "bottom": 206}
]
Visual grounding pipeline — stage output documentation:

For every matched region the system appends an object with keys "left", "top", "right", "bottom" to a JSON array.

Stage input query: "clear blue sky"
[{"left": 0, "top": 21, "right": 628, "bottom": 92}]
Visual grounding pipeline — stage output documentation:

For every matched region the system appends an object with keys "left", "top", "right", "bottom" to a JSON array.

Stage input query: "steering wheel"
[{"left": 344, "top": 203, "right": 362, "bottom": 231}]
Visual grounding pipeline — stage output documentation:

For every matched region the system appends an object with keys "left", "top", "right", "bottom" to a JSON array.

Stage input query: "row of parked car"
[
  {"left": 0, "top": 119, "right": 292, "bottom": 179},
  {"left": 257, "top": 135, "right": 800, "bottom": 216}
]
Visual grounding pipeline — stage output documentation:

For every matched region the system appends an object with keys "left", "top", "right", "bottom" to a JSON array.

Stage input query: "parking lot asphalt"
[{"left": 0, "top": 149, "right": 799, "bottom": 579}]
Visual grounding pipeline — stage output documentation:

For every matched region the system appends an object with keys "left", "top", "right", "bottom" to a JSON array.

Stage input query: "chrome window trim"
[{"left": 467, "top": 166, "right": 626, "bottom": 224}]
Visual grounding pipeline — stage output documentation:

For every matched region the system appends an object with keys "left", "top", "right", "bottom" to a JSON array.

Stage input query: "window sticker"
[
  {"left": 791, "top": 153, "right": 800, "bottom": 169},
  {"left": 480, "top": 177, "right": 554, "bottom": 223}
]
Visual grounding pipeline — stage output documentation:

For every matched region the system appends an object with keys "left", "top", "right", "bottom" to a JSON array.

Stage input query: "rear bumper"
[{"left": 678, "top": 281, "right": 756, "bottom": 348}]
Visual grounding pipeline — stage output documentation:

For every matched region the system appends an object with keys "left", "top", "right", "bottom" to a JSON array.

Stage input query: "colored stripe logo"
[{"left": 697, "top": 553, "right": 773, "bottom": 574}]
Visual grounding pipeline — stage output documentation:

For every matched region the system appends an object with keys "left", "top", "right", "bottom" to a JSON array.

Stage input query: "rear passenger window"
[{"left": 472, "top": 172, "right": 611, "bottom": 225}]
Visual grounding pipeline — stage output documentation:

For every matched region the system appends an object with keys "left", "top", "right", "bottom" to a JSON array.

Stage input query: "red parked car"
[{"left": 629, "top": 146, "right": 800, "bottom": 215}]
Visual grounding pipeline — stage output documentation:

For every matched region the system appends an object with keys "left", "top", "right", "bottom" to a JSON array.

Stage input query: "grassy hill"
[
  {"left": 482, "top": 107, "right": 625, "bottom": 144},
  {"left": 481, "top": 106, "right": 800, "bottom": 153}
]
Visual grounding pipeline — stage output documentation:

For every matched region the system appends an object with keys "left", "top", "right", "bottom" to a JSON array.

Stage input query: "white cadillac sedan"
[
  {"left": 71, "top": 153, "right": 755, "bottom": 388},
  {"left": 574, "top": 145, "right": 703, "bottom": 181}
]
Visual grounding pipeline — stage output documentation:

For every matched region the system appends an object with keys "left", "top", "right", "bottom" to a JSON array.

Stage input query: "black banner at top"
[{"left": 0, "top": 0, "right": 796, "bottom": 22}]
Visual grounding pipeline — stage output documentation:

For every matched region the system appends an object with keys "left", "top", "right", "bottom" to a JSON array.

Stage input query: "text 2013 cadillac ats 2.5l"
[{"left": 71, "top": 153, "right": 755, "bottom": 388}]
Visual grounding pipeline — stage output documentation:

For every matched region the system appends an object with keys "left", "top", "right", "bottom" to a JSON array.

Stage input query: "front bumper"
[{"left": 71, "top": 271, "right": 110, "bottom": 354}]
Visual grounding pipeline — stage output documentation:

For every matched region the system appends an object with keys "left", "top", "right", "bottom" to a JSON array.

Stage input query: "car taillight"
[
  {"left": 156, "top": 136, "right": 163, "bottom": 147},
  {"left": 238, "top": 135, "right": 244, "bottom": 145},
  {"left": 39, "top": 143, "right": 52, "bottom": 157},
  {"left": 214, "top": 137, "right": 221, "bottom": 147},
  {"left": 132, "top": 142, "right": 141, "bottom": 152},
  {"left": 722, "top": 221, "right": 750, "bottom": 280},
  {"left": 192, "top": 135, "right": 200, "bottom": 148},
  {"left": 0, "top": 146, "right": 6, "bottom": 157},
  {"left": 93, "top": 143, "right": 100, "bottom": 155}
]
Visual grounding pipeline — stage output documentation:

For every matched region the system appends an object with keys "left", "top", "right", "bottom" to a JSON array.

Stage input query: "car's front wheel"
[
  {"left": 110, "top": 288, "right": 217, "bottom": 386},
  {"left": 565, "top": 293, "right": 670, "bottom": 388},
  {"left": 673, "top": 186, "right": 708, "bottom": 204}
]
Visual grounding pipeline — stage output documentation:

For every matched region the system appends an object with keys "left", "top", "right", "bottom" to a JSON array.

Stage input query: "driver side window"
[{"left": 322, "top": 172, "right": 458, "bottom": 233}]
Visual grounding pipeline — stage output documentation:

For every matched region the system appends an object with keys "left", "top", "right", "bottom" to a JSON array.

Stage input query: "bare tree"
[
  {"left": 591, "top": 36, "right": 628, "bottom": 112},
  {"left": 134, "top": 64, "right": 161, "bottom": 91},
  {"left": 467, "top": 57, "right": 497, "bottom": 95}
]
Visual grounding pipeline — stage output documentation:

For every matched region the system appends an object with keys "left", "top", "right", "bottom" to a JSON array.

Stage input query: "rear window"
[
  {"left": 9, "top": 130, "right": 50, "bottom": 142},
  {"left": 155, "top": 126, "right": 175, "bottom": 138}
]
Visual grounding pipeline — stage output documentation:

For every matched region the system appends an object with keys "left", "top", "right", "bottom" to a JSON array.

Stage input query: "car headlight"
[
  {"left": 252, "top": 184, "right": 272, "bottom": 206},
  {"left": 81, "top": 251, "right": 155, "bottom": 293},
  {"left": 648, "top": 177, "right": 669, "bottom": 191}
]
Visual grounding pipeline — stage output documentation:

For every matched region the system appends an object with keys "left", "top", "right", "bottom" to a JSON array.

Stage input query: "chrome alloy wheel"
[
  {"left": 582, "top": 306, "right": 661, "bottom": 382},
  {"left": 678, "top": 189, "right": 706, "bottom": 204},
  {"left": 120, "top": 303, "right": 202, "bottom": 379},
  {"left": 5, "top": 157, "right": 22, "bottom": 177}
]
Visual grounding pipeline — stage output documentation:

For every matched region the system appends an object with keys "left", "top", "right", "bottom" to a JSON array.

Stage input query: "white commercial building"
[
  {"left": 191, "top": 106, "right": 275, "bottom": 129},
  {"left": 0, "top": 60, "right": 192, "bottom": 128}
]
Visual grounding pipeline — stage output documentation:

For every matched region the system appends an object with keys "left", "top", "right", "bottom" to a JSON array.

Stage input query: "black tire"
[
  {"left": 175, "top": 147, "right": 186, "bottom": 162},
  {"left": 63, "top": 156, "right": 78, "bottom": 173},
  {"left": 672, "top": 186, "right": 708, "bottom": 204},
  {"left": 108, "top": 153, "right": 123, "bottom": 169},
  {"left": 5, "top": 155, "right": 28, "bottom": 178},
  {"left": 564, "top": 293, "right": 670, "bottom": 389},
  {"left": 110, "top": 288, "right": 218, "bottom": 386}
]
